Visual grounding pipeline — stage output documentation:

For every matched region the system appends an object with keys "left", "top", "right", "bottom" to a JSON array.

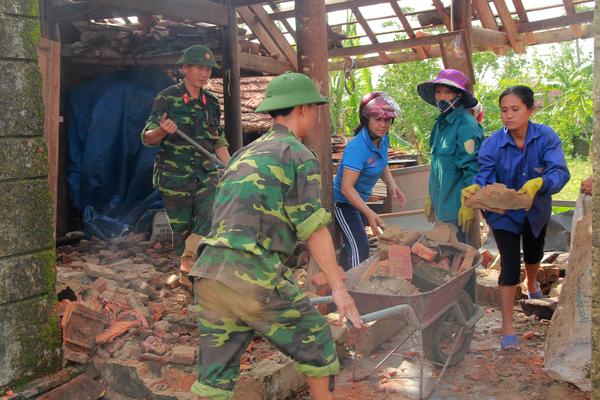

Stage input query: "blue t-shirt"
[{"left": 333, "top": 127, "right": 389, "bottom": 203}]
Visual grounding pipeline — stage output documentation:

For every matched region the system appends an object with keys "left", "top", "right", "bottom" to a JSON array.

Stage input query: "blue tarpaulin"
[{"left": 66, "top": 68, "right": 174, "bottom": 239}]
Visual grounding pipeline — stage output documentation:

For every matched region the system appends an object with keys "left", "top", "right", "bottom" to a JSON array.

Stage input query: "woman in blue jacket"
[
  {"left": 333, "top": 92, "right": 406, "bottom": 270},
  {"left": 464, "top": 86, "right": 570, "bottom": 350}
]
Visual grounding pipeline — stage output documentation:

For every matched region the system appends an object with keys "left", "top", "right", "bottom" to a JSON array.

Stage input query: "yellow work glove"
[
  {"left": 458, "top": 206, "right": 475, "bottom": 233},
  {"left": 461, "top": 184, "right": 481, "bottom": 203},
  {"left": 518, "top": 177, "right": 544, "bottom": 201},
  {"left": 424, "top": 196, "right": 435, "bottom": 223}
]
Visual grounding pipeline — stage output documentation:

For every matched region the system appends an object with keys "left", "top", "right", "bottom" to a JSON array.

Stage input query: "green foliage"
[{"left": 555, "top": 157, "right": 592, "bottom": 201}]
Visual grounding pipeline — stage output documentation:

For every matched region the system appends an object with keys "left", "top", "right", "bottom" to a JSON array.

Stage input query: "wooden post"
[
  {"left": 448, "top": 0, "right": 475, "bottom": 92},
  {"left": 295, "top": 0, "right": 332, "bottom": 214},
  {"left": 221, "top": 2, "right": 243, "bottom": 152},
  {"left": 296, "top": 0, "right": 334, "bottom": 292}
]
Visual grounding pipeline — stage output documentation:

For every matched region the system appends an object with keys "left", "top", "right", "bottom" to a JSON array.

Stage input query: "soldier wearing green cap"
[
  {"left": 189, "top": 72, "right": 362, "bottom": 400},
  {"left": 141, "top": 45, "right": 231, "bottom": 279}
]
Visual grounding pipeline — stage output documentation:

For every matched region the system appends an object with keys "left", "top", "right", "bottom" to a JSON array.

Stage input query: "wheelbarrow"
[{"left": 309, "top": 252, "right": 483, "bottom": 400}]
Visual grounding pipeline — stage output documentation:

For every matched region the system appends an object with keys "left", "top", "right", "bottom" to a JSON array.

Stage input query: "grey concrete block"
[
  {"left": 0, "top": 250, "right": 55, "bottom": 304},
  {"left": 0, "top": 179, "right": 53, "bottom": 258},
  {"left": 0, "top": 0, "right": 39, "bottom": 16},
  {"left": 0, "top": 137, "right": 48, "bottom": 179},
  {"left": 0, "top": 295, "right": 61, "bottom": 387},
  {"left": 0, "top": 15, "right": 40, "bottom": 60},
  {"left": 0, "top": 60, "right": 44, "bottom": 137}
]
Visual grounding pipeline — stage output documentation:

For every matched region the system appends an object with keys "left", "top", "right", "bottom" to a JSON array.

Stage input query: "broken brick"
[
  {"left": 61, "top": 302, "right": 107, "bottom": 351},
  {"left": 142, "top": 335, "right": 171, "bottom": 355},
  {"left": 170, "top": 345, "right": 196, "bottom": 365},
  {"left": 438, "top": 257, "right": 450, "bottom": 271},
  {"left": 388, "top": 245, "right": 412, "bottom": 280},
  {"left": 89, "top": 277, "right": 108, "bottom": 293},
  {"left": 410, "top": 242, "right": 438, "bottom": 262},
  {"left": 96, "top": 320, "right": 139, "bottom": 345}
]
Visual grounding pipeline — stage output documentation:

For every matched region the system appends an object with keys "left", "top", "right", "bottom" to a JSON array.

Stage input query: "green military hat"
[
  {"left": 176, "top": 45, "right": 219, "bottom": 68},
  {"left": 256, "top": 72, "right": 328, "bottom": 113}
]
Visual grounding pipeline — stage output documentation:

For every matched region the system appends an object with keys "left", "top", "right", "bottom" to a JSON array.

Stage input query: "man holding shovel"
[{"left": 142, "top": 45, "right": 231, "bottom": 280}]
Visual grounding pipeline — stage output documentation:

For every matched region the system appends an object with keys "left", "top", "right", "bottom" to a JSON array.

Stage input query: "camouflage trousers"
[
  {"left": 191, "top": 278, "right": 340, "bottom": 399},
  {"left": 157, "top": 168, "right": 219, "bottom": 256}
]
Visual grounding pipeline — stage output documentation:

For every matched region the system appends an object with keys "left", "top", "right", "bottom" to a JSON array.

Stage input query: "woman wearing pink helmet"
[{"left": 333, "top": 92, "right": 407, "bottom": 270}]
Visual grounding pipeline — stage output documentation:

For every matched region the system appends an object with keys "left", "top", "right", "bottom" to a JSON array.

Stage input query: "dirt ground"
[{"left": 292, "top": 308, "right": 590, "bottom": 400}]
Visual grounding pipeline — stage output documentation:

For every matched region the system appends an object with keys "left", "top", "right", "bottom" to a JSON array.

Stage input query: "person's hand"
[
  {"left": 461, "top": 184, "right": 481, "bottom": 203},
  {"left": 159, "top": 112, "right": 177, "bottom": 135},
  {"left": 366, "top": 210, "right": 385, "bottom": 236},
  {"left": 580, "top": 176, "right": 592, "bottom": 196},
  {"left": 458, "top": 206, "right": 475, "bottom": 233},
  {"left": 518, "top": 177, "right": 544, "bottom": 204},
  {"left": 424, "top": 196, "right": 435, "bottom": 223},
  {"left": 388, "top": 184, "right": 407, "bottom": 208},
  {"left": 330, "top": 284, "right": 362, "bottom": 328}
]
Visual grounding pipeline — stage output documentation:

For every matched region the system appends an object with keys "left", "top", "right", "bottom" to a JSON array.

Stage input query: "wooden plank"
[
  {"left": 388, "top": 1, "right": 427, "bottom": 58},
  {"left": 471, "top": 27, "right": 509, "bottom": 47},
  {"left": 432, "top": 0, "right": 452, "bottom": 30},
  {"left": 239, "top": 52, "right": 294, "bottom": 74},
  {"left": 517, "top": 11, "right": 594, "bottom": 33},
  {"left": 43, "top": 2, "right": 122, "bottom": 22},
  {"left": 248, "top": 4, "right": 298, "bottom": 68},
  {"left": 328, "top": 47, "right": 442, "bottom": 70},
  {"left": 351, "top": 7, "right": 390, "bottom": 61},
  {"left": 492, "top": 0, "right": 525, "bottom": 53},
  {"left": 511, "top": 0, "right": 536, "bottom": 45},
  {"left": 95, "top": 0, "right": 228, "bottom": 26},
  {"left": 37, "top": 38, "right": 61, "bottom": 239},
  {"left": 328, "top": 30, "right": 459, "bottom": 58},
  {"left": 532, "top": 23, "right": 592, "bottom": 44}
]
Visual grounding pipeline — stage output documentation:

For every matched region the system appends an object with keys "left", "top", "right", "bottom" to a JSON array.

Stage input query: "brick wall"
[{"left": 0, "top": 0, "right": 61, "bottom": 388}]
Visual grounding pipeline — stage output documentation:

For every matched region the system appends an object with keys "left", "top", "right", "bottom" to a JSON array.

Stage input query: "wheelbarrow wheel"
[{"left": 422, "top": 291, "right": 474, "bottom": 367}]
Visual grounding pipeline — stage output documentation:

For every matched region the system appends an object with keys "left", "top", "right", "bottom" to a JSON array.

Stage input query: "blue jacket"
[
  {"left": 473, "top": 122, "right": 570, "bottom": 237},
  {"left": 429, "top": 105, "right": 483, "bottom": 222},
  {"left": 333, "top": 127, "right": 389, "bottom": 203}
]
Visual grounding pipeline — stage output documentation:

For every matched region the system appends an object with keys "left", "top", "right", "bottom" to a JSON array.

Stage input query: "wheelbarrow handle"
[{"left": 308, "top": 296, "right": 414, "bottom": 326}]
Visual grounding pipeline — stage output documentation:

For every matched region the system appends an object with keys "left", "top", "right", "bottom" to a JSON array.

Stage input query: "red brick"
[
  {"left": 96, "top": 320, "right": 140, "bottom": 344},
  {"left": 388, "top": 245, "right": 412, "bottom": 280},
  {"left": 170, "top": 345, "right": 196, "bottom": 365},
  {"left": 89, "top": 277, "right": 108, "bottom": 293},
  {"left": 450, "top": 253, "right": 464, "bottom": 273},
  {"left": 410, "top": 242, "right": 438, "bottom": 262},
  {"left": 479, "top": 249, "right": 494, "bottom": 268},
  {"left": 142, "top": 335, "right": 171, "bottom": 355},
  {"left": 460, "top": 248, "right": 477, "bottom": 271},
  {"left": 161, "top": 366, "right": 197, "bottom": 392},
  {"left": 438, "top": 257, "right": 450, "bottom": 271}
]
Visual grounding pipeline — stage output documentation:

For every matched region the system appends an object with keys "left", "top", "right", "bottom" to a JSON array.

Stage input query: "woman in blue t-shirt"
[{"left": 333, "top": 92, "right": 407, "bottom": 270}]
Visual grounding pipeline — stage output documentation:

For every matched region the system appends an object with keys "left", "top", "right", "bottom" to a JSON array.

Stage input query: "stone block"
[
  {"left": 0, "top": 0, "right": 39, "bottom": 16},
  {"left": 233, "top": 357, "right": 306, "bottom": 400},
  {"left": 354, "top": 318, "right": 406, "bottom": 355},
  {"left": 0, "top": 180, "right": 52, "bottom": 257},
  {"left": 0, "top": 250, "right": 55, "bottom": 304},
  {"left": 0, "top": 137, "right": 48, "bottom": 180},
  {"left": 0, "top": 295, "right": 61, "bottom": 387},
  {"left": 0, "top": 60, "right": 44, "bottom": 137},
  {"left": 0, "top": 15, "right": 40, "bottom": 60}
]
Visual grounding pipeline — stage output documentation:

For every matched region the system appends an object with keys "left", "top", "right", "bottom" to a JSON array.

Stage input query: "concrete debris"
[{"left": 464, "top": 183, "right": 532, "bottom": 212}]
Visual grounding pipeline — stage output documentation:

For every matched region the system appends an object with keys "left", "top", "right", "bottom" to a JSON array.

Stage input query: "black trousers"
[{"left": 492, "top": 218, "right": 547, "bottom": 286}]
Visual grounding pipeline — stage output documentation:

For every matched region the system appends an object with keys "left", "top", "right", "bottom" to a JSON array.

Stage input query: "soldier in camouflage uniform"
[
  {"left": 189, "top": 72, "right": 362, "bottom": 400},
  {"left": 142, "top": 45, "right": 231, "bottom": 276}
]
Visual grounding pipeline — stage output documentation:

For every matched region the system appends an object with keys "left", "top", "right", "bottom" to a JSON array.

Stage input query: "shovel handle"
[
  {"left": 174, "top": 128, "right": 225, "bottom": 168},
  {"left": 308, "top": 296, "right": 414, "bottom": 326}
]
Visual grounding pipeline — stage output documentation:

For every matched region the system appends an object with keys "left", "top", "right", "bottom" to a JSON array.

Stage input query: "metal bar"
[
  {"left": 174, "top": 128, "right": 225, "bottom": 168},
  {"left": 308, "top": 295, "right": 333, "bottom": 306}
]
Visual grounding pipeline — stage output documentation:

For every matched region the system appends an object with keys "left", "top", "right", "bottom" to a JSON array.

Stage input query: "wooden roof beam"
[
  {"left": 95, "top": 0, "right": 227, "bottom": 25},
  {"left": 563, "top": 0, "right": 584, "bottom": 37},
  {"left": 472, "top": 0, "right": 506, "bottom": 55},
  {"left": 329, "top": 30, "right": 461, "bottom": 58},
  {"left": 511, "top": 0, "right": 536, "bottom": 45},
  {"left": 389, "top": 1, "right": 427, "bottom": 58},
  {"left": 517, "top": 11, "right": 594, "bottom": 33},
  {"left": 431, "top": 0, "right": 452, "bottom": 30},
  {"left": 351, "top": 7, "right": 390, "bottom": 61},
  {"left": 492, "top": 0, "right": 525, "bottom": 53},
  {"left": 237, "top": 5, "right": 298, "bottom": 69}
]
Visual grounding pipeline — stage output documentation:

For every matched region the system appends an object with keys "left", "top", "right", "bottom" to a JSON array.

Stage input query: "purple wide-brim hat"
[{"left": 417, "top": 69, "right": 478, "bottom": 108}]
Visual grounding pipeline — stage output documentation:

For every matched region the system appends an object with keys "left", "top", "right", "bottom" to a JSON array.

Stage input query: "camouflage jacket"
[
  {"left": 142, "top": 81, "right": 228, "bottom": 185},
  {"left": 189, "top": 124, "right": 332, "bottom": 301}
]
